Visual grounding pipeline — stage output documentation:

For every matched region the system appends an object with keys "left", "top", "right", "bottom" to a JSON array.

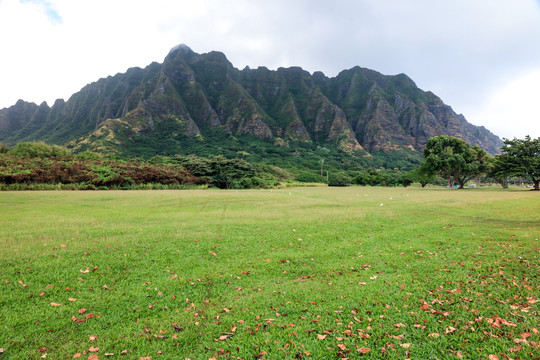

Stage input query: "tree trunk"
[{"left": 534, "top": 179, "right": 539, "bottom": 190}]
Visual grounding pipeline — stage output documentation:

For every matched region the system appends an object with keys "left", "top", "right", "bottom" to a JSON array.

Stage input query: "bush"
[
  {"left": 295, "top": 172, "right": 328, "bottom": 183},
  {"left": 328, "top": 173, "right": 351, "bottom": 187},
  {"left": 8, "top": 142, "right": 71, "bottom": 158}
]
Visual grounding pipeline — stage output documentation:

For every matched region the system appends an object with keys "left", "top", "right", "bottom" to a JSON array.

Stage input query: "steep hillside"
[{"left": 0, "top": 44, "right": 503, "bottom": 161}]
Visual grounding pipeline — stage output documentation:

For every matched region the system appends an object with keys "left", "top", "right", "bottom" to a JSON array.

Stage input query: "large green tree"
[
  {"left": 495, "top": 136, "right": 540, "bottom": 190},
  {"left": 422, "top": 136, "right": 488, "bottom": 189}
]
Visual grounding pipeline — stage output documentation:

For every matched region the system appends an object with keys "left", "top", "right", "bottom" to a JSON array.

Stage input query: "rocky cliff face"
[{"left": 0, "top": 45, "right": 503, "bottom": 156}]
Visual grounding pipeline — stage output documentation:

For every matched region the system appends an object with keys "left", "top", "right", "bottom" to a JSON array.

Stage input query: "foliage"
[
  {"left": 493, "top": 136, "right": 540, "bottom": 190},
  {"left": 422, "top": 136, "right": 488, "bottom": 189},
  {"left": 0, "top": 154, "right": 202, "bottom": 189},
  {"left": 486, "top": 155, "right": 509, "bottom": 189},
  {"left": 74, "top": 151, "right": 103, "bottom": 160},
  {"left": 0, "top": 142, "right": 9, "bottom": 154},
  {"left": 352, "top": 168, "right": 406, "bottom": 187},
  {"left": 295, "top": 171, "right": 328, "bottom": 184},
  {"left": 7, "top": 141, "right": 71, "bottom": 158},
  {"left": 408, "top": 164, "right": 437, "bottom": 188},
  {"left": 150, "top": 154, "right": 281, "bottom": 189},
  {"left": 327, "top": 173, "right": 351, "bottom": 187}
]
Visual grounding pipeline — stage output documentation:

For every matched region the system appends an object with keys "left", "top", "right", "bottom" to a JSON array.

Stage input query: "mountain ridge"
[{"left": 0, "top": 44, "right": 503, "bottom": 158}]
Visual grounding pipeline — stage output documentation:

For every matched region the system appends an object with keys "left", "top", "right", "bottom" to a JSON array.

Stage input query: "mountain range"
[{"left": 0, "top": 44, "right": 503, "bottom": 163}]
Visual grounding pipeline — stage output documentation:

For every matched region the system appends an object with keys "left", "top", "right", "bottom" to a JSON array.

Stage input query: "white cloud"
[{"left": 466, "top": 68, "right": 540, "bottom": 139}]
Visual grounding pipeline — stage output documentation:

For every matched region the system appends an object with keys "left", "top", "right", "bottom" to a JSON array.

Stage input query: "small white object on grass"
[
  {"left": 289, "top": 192, "right": 292, "bottom": 195},
  {"left": 380, "top": 203, "right": 384, "bottom": 207}
]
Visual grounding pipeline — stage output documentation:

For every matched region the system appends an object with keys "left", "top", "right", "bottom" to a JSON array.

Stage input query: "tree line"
[
  {"left": 418, "top": 135, "right": 539, "bottom": 190},
  {"left": 0, "top": 136, "right": 538, "bottom": 190}
]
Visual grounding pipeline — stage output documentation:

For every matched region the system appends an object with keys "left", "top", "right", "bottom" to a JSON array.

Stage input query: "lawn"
[{"left": 0, "top": 187, "right": 538, "bottom": 359}]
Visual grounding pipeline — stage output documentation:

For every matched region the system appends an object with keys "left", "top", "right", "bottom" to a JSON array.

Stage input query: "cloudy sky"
[{"left": 1, "top": 0, "right": 539, "bottom": 139}]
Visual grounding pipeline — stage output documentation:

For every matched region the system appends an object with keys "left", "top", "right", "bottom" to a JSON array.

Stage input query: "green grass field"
[{"left": 0, "top": 187, "right": 538, "bottom": 359}]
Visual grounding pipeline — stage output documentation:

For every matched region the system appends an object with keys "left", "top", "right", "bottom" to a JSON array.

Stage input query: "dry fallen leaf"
[
  {"left": 445, "top": 326, "right": 456, "bottom": 334},
  {"left": 78, "top": 308, "right": 86, "bottom": 314},
  {"left": 38, "top": 347, "right": 47, "bottom": 352},
  {"left": 50, "top": 302, "right": 61, "bottom": 307},
  {"left": 89, "top": 335, "right": 97, "bottom": 341},
  {"left": 88, "top": 347, "right": 99, "bottom": 352},
  {"left": 88, "top": 355, "right": 99, "bottom": 360},
  {"left": 68, "top": 298, "right": 77, "bottom": 302},
  {"left": 317, "top": 334, "right": 327, "bottom": 340},
  {"left": 337, "top": 344, "right": 347, "bottom": 350},
  {"left": 73, "top": 353, "right": 82, "bottom": 358},
  {"left": 488, "top": 355, "right": 499, "bottom": 360},
  {"left": 400, "top": 343, "right": 411, "bottom": 349},
  {"left": 357, "top": 347, "right": 370, "bottom": 354}
]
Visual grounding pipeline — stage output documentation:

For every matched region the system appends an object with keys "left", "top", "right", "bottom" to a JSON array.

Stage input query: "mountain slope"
[{"left": 0, "top": 44, "right": 503, "bottom": 158}]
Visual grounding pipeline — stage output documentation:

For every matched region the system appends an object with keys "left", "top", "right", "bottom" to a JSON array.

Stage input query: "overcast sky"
[{"left": 1, "top": 0, "right": 539, "bottom": 139}]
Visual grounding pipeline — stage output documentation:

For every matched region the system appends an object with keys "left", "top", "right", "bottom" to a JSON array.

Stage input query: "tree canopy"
[
  {"left": 422, "top": 136, "right": 488, "bottom": 189},
  {"left": 494, "top": 136, "right": 540, "bottom": 190}
]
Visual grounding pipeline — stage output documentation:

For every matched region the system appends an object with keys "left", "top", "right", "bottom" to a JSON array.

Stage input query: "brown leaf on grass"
[
  {"left": 89, "top": 335, "right": 97, "bottom": 341},
  {"left": 456, "top": 351, "right": 463, "bottom": 358},
  {"left": 88, "top": 356, "right": 99, "bottom": 360},
  {"left": 400, "top": 343, "right": 411, "bottom": 349},
  {"left": 520, "top": 332, "right": 531, "bottom": 339},
  {"left": 50, "top": 302, "right": 61, "bottom": 307},
  {"left": 68, "top": 298, "right": 77, "bottom": 302},
  {"left": 317, "top": 334, "right": 327, "bottom": 340},
  {"left": 89, "top": 347, "right": 99, "bottom": 352},
  {"left": 488, "top": 355, "right": 499, "bottom": 360},
  {"left": 216, "top": 334, "right": 233, "bottom": 341},
  {"left": 0, "top": 348, "right": 5, "bottom": 354},
  {"left": 428, "top": 332, "right": 440, "bottom": 338},
  {"left": 38, "top": 347, "right": 47, "bottom": 352},
  {"left": 73, "top": 353, "right": 82, "bottom": 358},
  {"left": 445, "top": 326, "right": 456, "bottom": 334},
  {"left": 508, "top": 345, "right": 522, "bottom": 353},
  {"left": 78, "top": 308, "right": 86, "bottom": 314},
  {"left": 393, "top": 322, "right": 406, "bottom": 328},
  {"left": 121, "top": 350, "right": 129, "bottom": 354},
  {"left": 104, "top": 353, "right": 114, "bottom": 356},
  {"left": 357, "top": 347, "right": 370, "bottom": 354},
  {"left": 337, "top": 344, "right": 347, "bottom": 350}
]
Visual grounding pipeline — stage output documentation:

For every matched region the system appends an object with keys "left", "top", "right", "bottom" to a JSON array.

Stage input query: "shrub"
[
  {"left": 328, "top": 173, "right": 351, "bottom": 187},
  {"left": 296, "top": 172, "right": 328, "bottom": 183},
  {"left": 8, "top": 142, "right": 71, "bottom": 158}
]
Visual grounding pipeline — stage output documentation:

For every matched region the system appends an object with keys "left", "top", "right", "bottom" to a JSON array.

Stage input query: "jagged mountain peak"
[
  {"left": 0, "top": 45, "right": 503, "bottom": 159},
  {"left": 169, "top": 43, "right": 194, "bottom": 55}
]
